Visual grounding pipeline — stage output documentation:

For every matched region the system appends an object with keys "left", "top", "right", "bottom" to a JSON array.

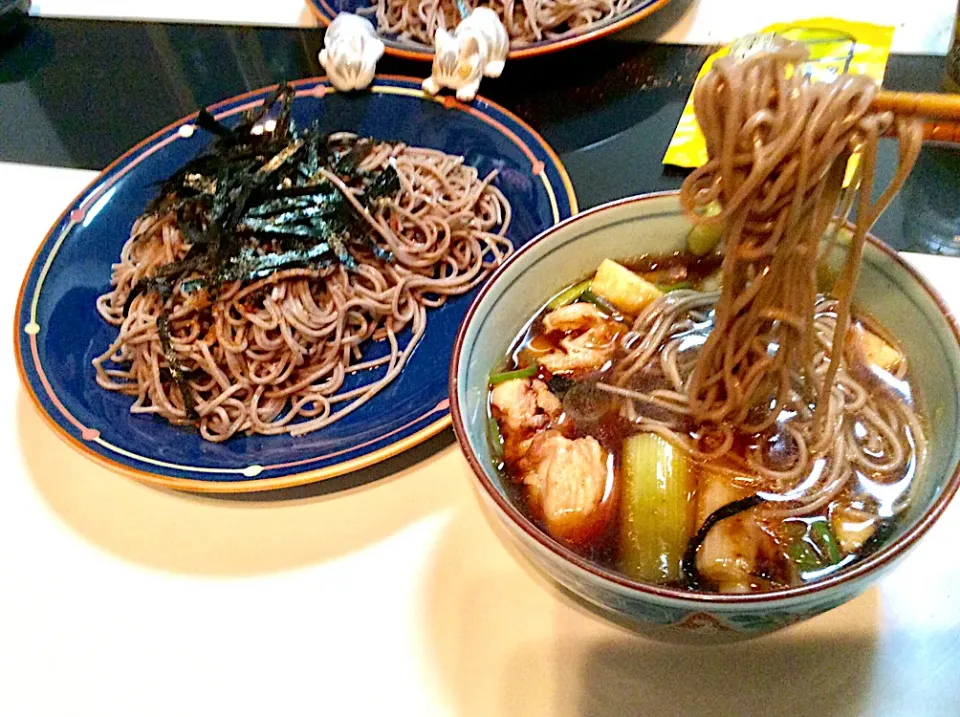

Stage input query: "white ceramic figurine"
[
  {"left": 422, "top": 7, "right": 509, "bottom": 102},
  {"left": 318, "top": 13, "right": 385, "bottom": 92}
]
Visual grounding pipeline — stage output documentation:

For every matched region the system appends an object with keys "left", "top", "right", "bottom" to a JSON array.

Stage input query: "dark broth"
[{"left": 487, "top": 253, "right": 921, "bottom": 594}]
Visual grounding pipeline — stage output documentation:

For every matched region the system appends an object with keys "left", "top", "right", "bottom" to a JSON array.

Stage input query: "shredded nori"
[
  {"left": 681, "top": 494, "right": 766, "bottom": 589},
  {"left": 124, "top": 83, "right": 402, "bottom": 423},
  {"left": 156, "top": 313, "right": 198, "bottom": 421},
  {"left": 547, "top": 374, "right": 575, "bottom": 398}
]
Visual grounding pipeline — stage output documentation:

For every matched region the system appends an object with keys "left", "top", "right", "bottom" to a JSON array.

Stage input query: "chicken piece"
[
  {"left": 696, "top": 473, "right": 777, "bottom": 593},
  {"left": 538, "top": 303, "right": 622, "bottom": 374},
  {"left": 531, "top": 379, "right": 563, "bottom": 418},
  {"left": 521, "top": 431, "right": 616, "bottom": 546},
  {"left": 538, "top": 337, "right": 614, "bottom": 373},
  {"left": 490, "top": 378, "right": 561, "bottom": 435},
  {"left": 542, "top": 303, "right": 609, "bottom": 333}
]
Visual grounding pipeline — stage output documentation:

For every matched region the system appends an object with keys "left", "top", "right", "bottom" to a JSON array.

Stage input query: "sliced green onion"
[
  {"left": 697, "top": 200, "right": 722, "bottom": 219},
  {"left": 788, "top": 540, "right": 823, "bottom": 573},
  {"left": 656, "top": 281, "right": 695, "bottom": 293},
  {"left": 580, "top": 290, "right": 619, "bottom": 316},
  {"left": 547, "top": 279, "right": 592, "bottom": 310},
  {"left": 489, "top": 363, "right": 538, "bottom": 385},
  {"left": 810, "top": 520, "right": 843, "bottom": 564},
  {"left": 687, "top": 223, "right": 724, "bottom": 256},
  {"left": 687, "top": 203, "right": 723, "bottom": 257}
]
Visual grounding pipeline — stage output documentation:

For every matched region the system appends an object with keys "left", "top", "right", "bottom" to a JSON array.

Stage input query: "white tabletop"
[
  {"left": 29, "top": 0, "right": 960, "bottom": 55},
  {"left": 2, "top": 160, "right": 959, "bottom": 716}
]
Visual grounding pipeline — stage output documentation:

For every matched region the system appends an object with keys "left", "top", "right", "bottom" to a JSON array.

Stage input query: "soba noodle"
[
  {"left": 94, "top": 142, "right": 513, "bottom": 441},
  {"left": 368, "top": 0, "right": 637, "bottom": 46},
  {"left": 606, "top": 42, "right": 926, "bottom": 517}
]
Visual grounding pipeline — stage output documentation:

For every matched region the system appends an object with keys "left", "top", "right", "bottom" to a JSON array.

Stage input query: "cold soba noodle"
[
  {"left": 95, "top": 86, "right": 512, "bottom": 441},
  {"left": 369, "top": 0, "right": 637, "bottom": 46},
  {"left": 488, "top": 43, "right": 927, "bottom": 592}
]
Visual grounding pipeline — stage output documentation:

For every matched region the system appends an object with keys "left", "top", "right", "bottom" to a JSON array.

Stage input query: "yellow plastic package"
[{"left": 663, "top": 18, "right": 896, "bottom": 169}]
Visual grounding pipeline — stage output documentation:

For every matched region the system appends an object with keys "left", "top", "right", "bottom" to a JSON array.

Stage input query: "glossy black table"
[{"left": 1, "top": 16, "right": 958, "bottom": 252}]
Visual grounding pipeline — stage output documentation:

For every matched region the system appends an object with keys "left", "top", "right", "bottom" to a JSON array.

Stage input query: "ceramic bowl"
[{"left": 449, "top": 192, "right": 960, "bottom": 642}]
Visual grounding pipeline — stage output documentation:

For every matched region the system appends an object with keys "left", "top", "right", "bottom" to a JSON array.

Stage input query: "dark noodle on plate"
[
  {"left": 17, "top": 76, "right": 576, "bottom": 490},
  {"left": 368, "top": 0, "right": 641, "bottom": 47},
  {"left": 307, "top": 0, "right": 672, "bottom": 59},
  {"left": 93, "top": 85, "right": 514, "bottom": 442}
]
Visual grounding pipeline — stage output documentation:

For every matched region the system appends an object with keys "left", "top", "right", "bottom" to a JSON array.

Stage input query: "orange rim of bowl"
[
  {"left": 448, "top": 191, "right": 960, "bottom": 606},
  {"left": 307, "top": 0, "right": 675, "bottom": 62},
  {"left": 14, "top": 75, "right": 577, "bottom": 494}
]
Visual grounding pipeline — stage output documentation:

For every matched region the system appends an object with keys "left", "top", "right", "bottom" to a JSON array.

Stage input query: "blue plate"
[
  {"left": 307, "top": 0, "right": 674, "bottom": 61},
  {"left": 15, "top": 76, "right": 577, "bottom": 492}
]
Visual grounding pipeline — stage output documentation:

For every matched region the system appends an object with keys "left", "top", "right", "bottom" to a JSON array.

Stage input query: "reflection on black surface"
[
  {"left": 0, "top": 17, "right": 954, "bottom": 253},
  {"left": 901, "top": 143, "right": 960, "bottom": 255}
]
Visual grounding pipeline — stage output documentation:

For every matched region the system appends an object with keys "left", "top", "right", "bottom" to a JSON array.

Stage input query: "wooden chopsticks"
[
  {"left": 873, "top": 90, "right": 960, "bottom": 121},
  {"left": 915, "top": 120, "right": 960, "bottom": 143},
  {"left": 873, "top": 90, "right": 960, "bottom": 143}
]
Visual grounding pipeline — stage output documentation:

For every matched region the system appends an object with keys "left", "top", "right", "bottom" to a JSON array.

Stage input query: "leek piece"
[
  {"left": 857, "top": 327, "right": 903, "bottom": 373},
  {"left": 619, "top": 433, "right": 694, "bottom": 584},
  {"left": 830, "top": 505, "right": 877, "bottom": 553},
  {"left": 816, "top": 262, "right": 841, "bottom": 294},
  {"left": 590, "top": 259, "right": 662, "bottom": 314},
  {"left": 546, "top": 279, "right": 592, "bottom": 310},
  {"left": 687, "top": 201, "right": 723, "bottom": 256},
  {"left": 686, "top": 224, "right": 723, "bottom": 256},
  {"left": 688, "top": 473, "right": 762, "bottom": 591},
  {"left": 696, "top": 200, "right": 722, "bottom": 218}
]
